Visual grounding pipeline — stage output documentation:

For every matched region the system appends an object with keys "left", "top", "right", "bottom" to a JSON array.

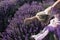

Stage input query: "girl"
[{"left": 31, "top": 0, "right": 60, "bottom": 40}]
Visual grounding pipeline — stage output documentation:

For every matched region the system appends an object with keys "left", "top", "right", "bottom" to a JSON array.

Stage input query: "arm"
[
  {"left": 36, "top": 29, "right": 49, "bottom": 40},
  {"left": 35, "top": 1, "right": 60, "bottom": 22},
  {"left": 44, "top": 0, "right": 60, "bottom": 15},
  {"left": 48, "top": 18, "right": 58, "bottom": 27},
  {"left": 31, "top": 27, "right": 49, "bottom": 40},
  {"left": 31, "top": 18, "right": 56, "bottom": 40},
  {"left": 24, "top": 0, "right": 60, "bottom": 24}
]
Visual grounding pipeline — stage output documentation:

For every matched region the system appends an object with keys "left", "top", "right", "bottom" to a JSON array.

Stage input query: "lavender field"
[{"left": 0, "top": 0, "right": 57, "bottom": 40}]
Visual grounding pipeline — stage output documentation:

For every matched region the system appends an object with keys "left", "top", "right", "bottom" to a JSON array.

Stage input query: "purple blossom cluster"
[
  {"left": 0, "top": 0, "right": 21, "bottom": 32},
  {"left": 0, "top": 0, "right": 44, "bottom": 32},
  {"left": 1, "top": 2, "right": 44, "bottom": 40}
]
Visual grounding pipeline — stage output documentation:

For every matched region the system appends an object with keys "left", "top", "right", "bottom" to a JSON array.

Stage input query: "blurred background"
[{"left": 0, "top": 0, "right": 57, "bottom": 40}]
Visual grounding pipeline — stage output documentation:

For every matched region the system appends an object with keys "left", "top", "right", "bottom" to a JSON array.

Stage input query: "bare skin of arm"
[{"left": 44, "top": 0, "right": 60, "bottom": 15}]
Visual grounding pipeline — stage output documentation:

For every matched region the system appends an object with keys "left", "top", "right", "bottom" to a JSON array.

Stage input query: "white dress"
[{"left": 31, "top": 18, "right": 60, "bottom": 40}]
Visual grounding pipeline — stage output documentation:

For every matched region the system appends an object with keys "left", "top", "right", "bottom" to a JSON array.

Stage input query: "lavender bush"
[
  {"left": 0, "top": 0, "right": 21, "bottom": 32},
  {"left": 0, "top": 0, "right": 43, "bottom": 32},
  {"left": 2, "top": 2, "right": 44, "bottom": 40},
  {"left": 0, "top": 0, "right": 56, "bottom": 40}
]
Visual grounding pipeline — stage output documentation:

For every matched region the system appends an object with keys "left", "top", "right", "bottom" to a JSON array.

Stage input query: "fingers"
[
  {"left": 31, "top": 35, "right": 36, "bottom": 38},
  {"left": 24, "top": 18, "right": 32, "bottom": 25},
  {"left": 24, "top": 16, "right": 37, "bottom": 25},
  {"left": 31, "top": 35, "right": 37, "bottom": 40}
]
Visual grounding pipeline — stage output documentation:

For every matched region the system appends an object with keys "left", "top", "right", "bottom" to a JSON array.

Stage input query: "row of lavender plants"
[{"left": 0, "top": 0, "right": 56, "bottom": 40}]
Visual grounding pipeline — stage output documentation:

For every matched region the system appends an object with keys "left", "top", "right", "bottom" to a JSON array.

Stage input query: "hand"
[
  {"left": 31, "top": 35, "right": 42, "bottom": 40},
  {"left": 31, "top": 35, "right": 37, "bottom": 40},
  {"left": 24, "top": 18, "right": 32, "bottom": 25},
  {"left": 31, "top": 35, "right": 36, "bottom": 38}
]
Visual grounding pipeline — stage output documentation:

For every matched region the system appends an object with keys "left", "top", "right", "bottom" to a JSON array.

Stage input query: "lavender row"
[
  {"left": 0, "top": 0, "right": 22, "bottom": 32},
  {"left": 2, "top": 2, "right": 44, "bottom": 40}
]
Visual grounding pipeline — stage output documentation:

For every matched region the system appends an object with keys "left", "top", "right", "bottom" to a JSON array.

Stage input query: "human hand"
[
  {"left": 31, "top": 35, "right": 37, "bottom": 40},
  {"left": 24, "top": 18, "right": 32, "bottom": 25},
  {"left": 31, "top": 35, "right": 36, "bottom": 38},
  {"left": 31, "top": 35, "right": 42, "bottom": 40}
]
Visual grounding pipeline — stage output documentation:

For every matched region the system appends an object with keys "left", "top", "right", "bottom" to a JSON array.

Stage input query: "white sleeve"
[
  {"left": 48, "top": 19, "right": 54, "bottom": 26},
  {"left": 48, "top": 19, "right": 57, "bottom": 27},
  {"left": 48, "top": 18, "right": 60, "bottom": 27},
  {"left": 31, "top": 28, "right": 49, "bottom": 40},
  {"left": 35, "top": 29, "right": 49, "bottom": 40}
]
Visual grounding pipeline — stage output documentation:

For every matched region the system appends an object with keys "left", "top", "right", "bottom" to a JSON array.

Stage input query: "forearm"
[
  {"left": 52, "top": 1, "right": 59, "bottom": 8},
  {"left": 31, "top": 27, "right": 49, "bottom": 40},
  {"left": 44, "top": 1, "right": 60, "bottom": 14}
]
